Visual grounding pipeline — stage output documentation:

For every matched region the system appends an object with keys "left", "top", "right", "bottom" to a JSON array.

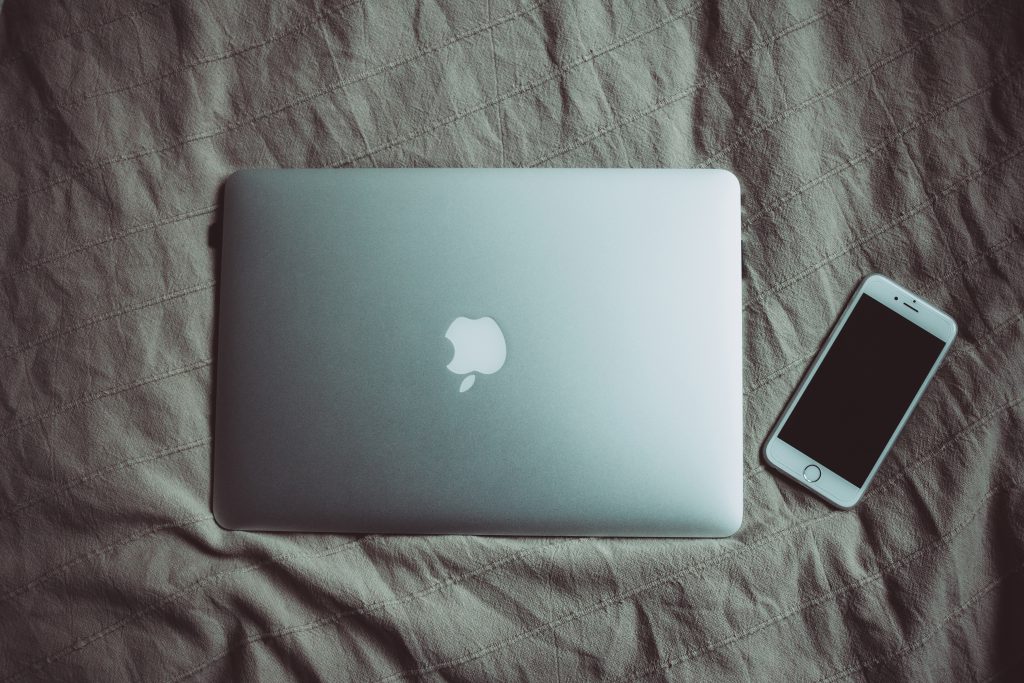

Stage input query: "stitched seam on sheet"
[
  {"left": 0, "top": 0, "right": 368, "bottom": 136},
  {"left": 557, "top": 64, "right": 1019, "bottom": 222},
  {"left": 530, "top": 50, "right": 1019, "bottom": 176},
  {"left": 163, "top": 397, "right": 1021, "bottom": 683},
  {"left": 745, "top": 228, "right": 1024, "bottom": 396},
  {"left": 487, "top": 0, "right": 506, "bottom": 167},
  {"left": 698, "top": 0, "right": 1004, "bottom": 168},
  {"left": 4, "top": 533, "right": 380, "bottom": 681},
  {"left": 879, "top": 394, "right": 1024, "bottom": 499},
  {"left": 738, "top": 65, "right": 1024, "bottom": 228},
  {"left": 0, "top": 280, "right": 214, "bottom": 361},
  {"left": 524, "top": 1, "right": 854, "bottom": 167},
  {"left": 7, "top": 0, "right": 825, "bottom": 268},
  {"left": 12, "top": 331, "right": 58, "bottom": 528},
  {"left": 930, "top": 229, "right": 1023, "bottom": 284},
  {"left": 5, "top": 0, "right": 695, "bottom": 279},
  {"left": 0, "top": 515, "right": 213, "bottom": 605},
  {"left": 823, "top": 567, "right": 1023, "bottom": 682},
  {"left": 371, "top": 476, "right": 1023, "bottom": 681},
  {"left": 171, "top": 527, "right": 854, "bottom": 681},
  {"left": 513, "top": 0, "right": 853, "bottom": 169},
  {"left": 5, "top": 0, "right": 833, "bottom": 213},
  {"left": 744, "top": 143, "right": 1024, "bottom": 313},
  {"left": 815, "top": 562, "right": 1024, "bottom": 683},
  {"left": 1, "top": 205, "right": 214, "bottom": 295},
  {"left": 84, "top": 0, "right": 358, "bottom": 102},
  {"left": 961, "top": 310, "right": 1024, "bottom": 355},
  {"left": 0, "top": 1, "right": 546, "bottom": 210},
  {"left": 618, "top": 488, "right": 1021, "bottom": 682},
  {"left": 330, "top": 0, "right": 710, "bottom": 167},
  {"left": 315, "top": 17, "right": 347, "bottom": 103},
  {"left": 0, "top": 437, "right": 210, "bottom": 524},
  {"left": 2, "top": 204, "right": 216, "bottom": 280},
  {"left": 9, "top": 537, "right": 586, "bottom": 682},
  {"left": 0, "top": 0, "right": 183, "bottom": 67},
  {"left": 0, "top": 358, "right": 211, "bottom": 440},
  {"left": 98, "top": 0, "right": 503, "bottom": 102},
  {"left": 617, "top": 485, "right": 1016, "bottom": 682},
  {"left": 744, "top": 229, "right": 1023, "bottom": 397}
]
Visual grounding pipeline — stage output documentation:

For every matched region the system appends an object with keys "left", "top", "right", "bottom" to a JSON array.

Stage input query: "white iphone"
[{"left": 763, "top": 274, "right": 957, "bottom": 508}]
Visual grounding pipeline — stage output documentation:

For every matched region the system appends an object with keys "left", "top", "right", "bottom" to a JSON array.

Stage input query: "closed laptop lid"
[{"left": 213, "top": 168, "right": 742, "bottom": 536}]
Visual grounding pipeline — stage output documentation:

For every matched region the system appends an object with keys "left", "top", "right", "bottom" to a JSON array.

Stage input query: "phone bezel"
[{"left": 762, "top": 273, "right": 957, "bottom": 508}]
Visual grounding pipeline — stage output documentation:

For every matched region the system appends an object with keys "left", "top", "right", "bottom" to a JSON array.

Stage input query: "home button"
[{"left": 803, "top": 465, "right": 822, "bottom": 483}]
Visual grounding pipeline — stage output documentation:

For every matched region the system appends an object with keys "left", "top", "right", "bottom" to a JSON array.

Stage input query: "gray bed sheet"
[{"left": 1, "top": 0, "right": 1022, "bottom": 680}]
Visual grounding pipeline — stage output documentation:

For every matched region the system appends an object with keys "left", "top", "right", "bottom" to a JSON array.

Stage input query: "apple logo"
[{"left": 444, "top": 316, "right": 507, "bottom": 393}]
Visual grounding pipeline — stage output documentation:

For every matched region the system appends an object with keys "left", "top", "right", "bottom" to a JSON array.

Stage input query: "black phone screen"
[{"left": 778, "top": 294, "right": 945, "bottom": 486}]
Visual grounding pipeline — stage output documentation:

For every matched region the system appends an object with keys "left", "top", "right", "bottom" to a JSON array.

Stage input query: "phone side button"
[{"left": 803, "top": 465, "right": 822, "bottom": 483}]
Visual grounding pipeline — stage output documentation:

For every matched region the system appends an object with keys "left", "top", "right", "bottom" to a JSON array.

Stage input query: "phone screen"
[{"left": 778, "top": 294, "right": 945, "bottom": 486}]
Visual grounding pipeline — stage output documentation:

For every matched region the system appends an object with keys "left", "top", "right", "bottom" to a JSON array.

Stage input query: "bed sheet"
[{"left": 1, "top": 0, "right": 1022, "bottom": 680}]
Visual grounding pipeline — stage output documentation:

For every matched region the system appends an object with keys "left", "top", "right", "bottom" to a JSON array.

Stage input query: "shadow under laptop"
[{"left": 206, "top": 179, "right": 225, "bottom": 528}]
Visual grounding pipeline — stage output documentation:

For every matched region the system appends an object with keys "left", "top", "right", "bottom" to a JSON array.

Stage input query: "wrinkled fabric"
[{"left": 1, "top": 0, "right": 1022, "bottom": 680}]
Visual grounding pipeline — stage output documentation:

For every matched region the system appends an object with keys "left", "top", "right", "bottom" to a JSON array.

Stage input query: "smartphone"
[{"left": 763, "top": 274, "right": 957, "bottom": 508}]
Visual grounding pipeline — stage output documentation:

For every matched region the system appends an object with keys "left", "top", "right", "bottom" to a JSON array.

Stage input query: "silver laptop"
[{"left": 213, "top": 168, "right": 742, "bottom": 537}]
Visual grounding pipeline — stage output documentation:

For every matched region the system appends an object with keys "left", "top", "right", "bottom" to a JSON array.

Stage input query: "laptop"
[{"left": 213, "top": 168, "right": 742, "bottom": 537}]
